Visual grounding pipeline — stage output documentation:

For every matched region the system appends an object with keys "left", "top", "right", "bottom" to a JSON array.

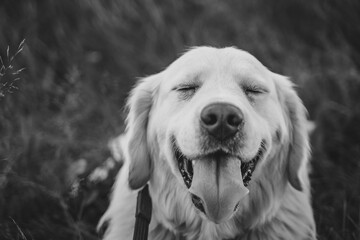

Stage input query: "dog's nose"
[{"left": 200, "top": 103, "right": 243, "bottom": 140}]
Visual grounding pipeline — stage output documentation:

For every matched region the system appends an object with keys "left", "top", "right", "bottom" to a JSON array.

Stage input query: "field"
[{"left": 0, "top": 0, "right": 359, "bottom": 239}]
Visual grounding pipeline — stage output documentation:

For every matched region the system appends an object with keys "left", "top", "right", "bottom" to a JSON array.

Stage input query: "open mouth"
[{"left": 174, "top": 141, "right": 266, "bottom": 189}]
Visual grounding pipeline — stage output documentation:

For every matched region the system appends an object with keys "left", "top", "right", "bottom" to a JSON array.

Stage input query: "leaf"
[
  {"left": 18, "top": 39, "right": 26, "bottom": 50},
  {"left": 12, "top": 47, "right": 24, "bottom": 61},
  {"left": 12, "top": 68, "right": 26, "bottom": 75},
  {"left": 0, "top": 66, "right": 5, "bottom": 76}
]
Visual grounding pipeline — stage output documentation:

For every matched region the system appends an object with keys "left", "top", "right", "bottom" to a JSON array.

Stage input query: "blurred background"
[{"left": 0, "top": 0, "right": 359, "bottom": 239}]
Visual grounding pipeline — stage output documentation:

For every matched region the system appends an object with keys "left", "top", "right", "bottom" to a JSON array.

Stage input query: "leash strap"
[{"left": 133, "top": 184, "right": 152, "bottom": 240}]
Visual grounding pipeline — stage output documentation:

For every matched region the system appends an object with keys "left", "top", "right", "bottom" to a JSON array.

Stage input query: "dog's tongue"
[{"left": 189, "top": 155, "right": 249, "bottom": 223}]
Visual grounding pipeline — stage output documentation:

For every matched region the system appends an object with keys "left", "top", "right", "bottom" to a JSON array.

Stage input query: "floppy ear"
[
  {"left": 274, "top": 74, "right": 310, "bottom": 192},
  {"left": 125, "top": 74, "right": 160, "bottom": 190}
]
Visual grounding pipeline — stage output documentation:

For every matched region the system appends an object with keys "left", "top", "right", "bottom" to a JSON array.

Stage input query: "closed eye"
[
  {"left": 173, "top": 84, "right": 199, "bottom": 100},
  {"left": 243, "top": 85, "right": 268, "bottom": 97},
  {"left": 245, "top": 88, "right": 263, "bottom": 95},
  {"left": 177, "top": 85, "right": 198, "bottom": 91}
]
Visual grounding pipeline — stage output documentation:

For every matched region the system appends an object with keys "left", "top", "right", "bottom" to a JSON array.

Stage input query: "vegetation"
[{"left": 0, "top": 0, "right": 359, "bottom": 239}]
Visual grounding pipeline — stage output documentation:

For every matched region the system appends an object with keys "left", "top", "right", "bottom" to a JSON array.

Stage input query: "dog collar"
[{"left": 133, "top": 184, "right": 152, "bottom": 240}]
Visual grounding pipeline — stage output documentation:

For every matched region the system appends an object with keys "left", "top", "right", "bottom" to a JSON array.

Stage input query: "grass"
[
  {"left": 0, "top": 0, "right": 359, "bottom": 239},
  {"left": 0, "top": 39, "right": 25, "bottom": 98}
]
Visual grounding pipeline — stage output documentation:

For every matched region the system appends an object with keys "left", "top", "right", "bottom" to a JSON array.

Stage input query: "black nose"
[{"left": 200, "top": 103, "right": 243, "bottom": 140}]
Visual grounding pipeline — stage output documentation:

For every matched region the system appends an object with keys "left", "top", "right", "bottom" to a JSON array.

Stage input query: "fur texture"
[{"left": 99, "top": 47, "right": 316, "bottom": 240}]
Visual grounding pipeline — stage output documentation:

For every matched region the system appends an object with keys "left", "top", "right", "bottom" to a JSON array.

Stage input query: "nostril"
[
  {"left": 201, "top": 113, "right": 217, "bottom": 126},
  {"left": 227, "top": 113, "right": 242, "bottom": 127},
  {"left": 191, "top": 194, "right": 206, "bottom": 214}
]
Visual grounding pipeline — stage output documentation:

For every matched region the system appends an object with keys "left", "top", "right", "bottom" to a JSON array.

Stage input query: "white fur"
[{"left": 99, "top": 47, "right": 316, "bottom": 240}]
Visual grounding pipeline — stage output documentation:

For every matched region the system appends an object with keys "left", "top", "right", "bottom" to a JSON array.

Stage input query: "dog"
[{"left": 99, "top": 47, "right": 316, "bottom": 240}]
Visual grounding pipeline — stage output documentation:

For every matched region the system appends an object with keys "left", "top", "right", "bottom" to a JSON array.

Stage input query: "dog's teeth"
[{"left": 192, "top": 160, "right": 195, "bottom": 166}]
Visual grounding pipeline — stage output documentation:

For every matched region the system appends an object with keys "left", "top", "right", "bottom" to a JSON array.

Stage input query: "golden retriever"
[{"left": 99, "top": 47, "right": 316, "bottom": 240}]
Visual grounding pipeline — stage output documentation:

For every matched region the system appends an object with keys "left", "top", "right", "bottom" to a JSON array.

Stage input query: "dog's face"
[{"left": 126, "top": 47, "right": 309, "bottom": 224}]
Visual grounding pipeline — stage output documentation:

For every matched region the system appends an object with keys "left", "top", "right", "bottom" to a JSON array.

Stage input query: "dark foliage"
[{"left": 0, "top": 0, "right": 359, "bottom": 239}]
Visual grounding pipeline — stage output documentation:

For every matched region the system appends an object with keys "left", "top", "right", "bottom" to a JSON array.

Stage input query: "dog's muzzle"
[{"left": 174, "top": 103, "right": 266, "bottom": 223}]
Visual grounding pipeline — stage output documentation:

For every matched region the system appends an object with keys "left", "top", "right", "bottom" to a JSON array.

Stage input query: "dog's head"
[{"left": 125, "top": 47, "right": 309, "bottom": 224}]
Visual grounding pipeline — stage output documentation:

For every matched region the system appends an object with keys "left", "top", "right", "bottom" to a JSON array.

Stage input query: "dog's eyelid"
[
  {"left": 172, "top": 83, "right": 200, "bottom": 91},
  {"left": 172, "top": 83, "right": 200, "bottom": 101},
  {"left": 243, "top": 84, "right": 269, "bottom": 95}
]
